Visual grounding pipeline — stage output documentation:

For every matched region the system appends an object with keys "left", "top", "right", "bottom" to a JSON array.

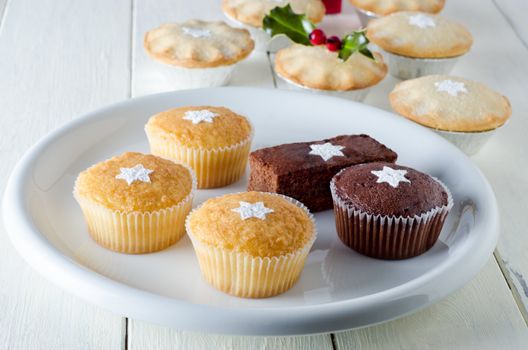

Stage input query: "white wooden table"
[{"left": 1, "top": 0, "right": 528, "bottom": 348}]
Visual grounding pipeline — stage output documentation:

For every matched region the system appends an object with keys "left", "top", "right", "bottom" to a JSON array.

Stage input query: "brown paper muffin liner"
[
  {"left": 330, "top": 177, "right": 453, "bottom": 260},
  {"left": 74, "top": 168, "right": 196, "bottom": 254},
  {"left": 146, "top": 131, "right": 253, "bottom": 189},
  {"left": 186, "top": 193, "right": 317, "bottom": 298}
]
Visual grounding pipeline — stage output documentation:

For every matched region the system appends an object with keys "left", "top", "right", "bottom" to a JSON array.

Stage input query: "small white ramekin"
[
  {"left": 382, "top": 50, "right": 461, "bottom": 80},
  {"left": 151, "top": 60, "right": 236, "bottom": 89},
  {"left": 431, "top": 127, "right": 499, "bottom": 156},
  {"left": 276, "top": 72, "right": 371, "bottom": 102},
  {"left": 355, "top": 7, "right": 378, "bottom": 27}
]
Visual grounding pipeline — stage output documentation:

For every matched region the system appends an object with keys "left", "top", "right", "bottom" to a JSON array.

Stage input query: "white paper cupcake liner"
[
  {"left": 223, "top": 12, "right": 271, "bottom": 52},
  {"left": 330, "top": 175, "right": 453, "bottom": 259},
  {"left": 74, "top": 168, "right": 196, "bottom": 254},
  {"left": 276, "top": 71, "right": 371, "bottom": 102},
  {"left": 382, "top": 49, "right": 461, "bottom": 80},
  {"left": 432, "top": 127, "right": 498, "bottom": 156},
  {"left": 355, "top": 7, "right": 378, "bottom": 27},
  {"left": 186, "top": 193, "right": 317, "bottom": 298},
  {"left": 150, "top": 60, "right": 236, "bottom": 89},
  {"left": 146, "top": 129, "right": 253, "bottom": 189}
]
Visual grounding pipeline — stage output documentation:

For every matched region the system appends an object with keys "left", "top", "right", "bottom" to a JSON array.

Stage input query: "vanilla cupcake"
[
  {"left": 186, "top": 191, "right": 316, "bottom": 298},
  {"left": 144, "top": 20, "right": 254, "bottom": 88},
  {"left": 390, "top": 75, "right": 512, "bottom": 155},
  {"left": 367, "top": 12, "right": 473, "bottom": 80},
  {"left": 222, "top": 0, "right": 325, "bottom": 51},
  {"left": 74, "top": 152, "right": 195, "bottom": 253},
  {"left": 145, "top": 106, "right": 253, "bottom": 188},
  {"left": 274, "top": 44, "right": 387, "bottom": 101},
  {"left": 350, "top": 0, "right": 445, "bottom": 26}
]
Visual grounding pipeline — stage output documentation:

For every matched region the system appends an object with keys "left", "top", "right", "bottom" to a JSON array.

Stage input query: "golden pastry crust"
[
  {"left": 144, "top": 20, "right": 254, "bottom": 68},
  {"left": 350, "top": 0, "right": 445, "bottom": 16},
  {"left": 367, "top": 12, "right": 473, "bottom": 58},
  {"left": 390, "top": 75, "right": 512, "bottom": 132},
  {"left": 145, "top": 106, "right": 252, "bottom": 149},
  {"left": 188, "top": 192, "right": 315, "bottom": 257},
  {"left": 222, "top": 0, "right": 325, "bottom": 28},
  {"left": 74, "top": 152, "right": 193, "bottom": 212},
  {"left": 275, "top": 44, "right": 387, "bottom": 90}
]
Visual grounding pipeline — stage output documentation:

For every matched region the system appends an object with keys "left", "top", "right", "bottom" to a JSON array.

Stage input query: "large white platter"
[{"left": 3, "top": 87, "right": 499, "bottom": 335}]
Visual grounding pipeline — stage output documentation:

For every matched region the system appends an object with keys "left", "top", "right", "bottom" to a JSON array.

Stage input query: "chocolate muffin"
[
  {"left": 330, "top": 162, "right": 453, "bottom": 259},
  {"left": 248, "top": 135, "right": 397, "bottom": 212}
]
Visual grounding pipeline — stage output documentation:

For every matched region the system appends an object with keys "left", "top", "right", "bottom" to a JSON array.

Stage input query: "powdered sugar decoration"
[
  {"left": 183, "top": 109, "right": 219, "bottom": 124},
  {"left": 309, "top": 143, "right": 345, "bottom": 161},
  {"left": 434, "top": 80, "right": 468, "bottom": 97},
  {"left": 408, "top": 14, "right": 436, "bottom": 29},
  {"left": 182, "top": 27, "right": 212, "bottom": 38},
  {"left": 371, "top": 166, "right": 411, "bottom": 188},
  {"left": 115, "top": 164, "right": 154, "bottom": 185},
  {"left": 232, "top": 201, "right": 274, "bottom": 220}
]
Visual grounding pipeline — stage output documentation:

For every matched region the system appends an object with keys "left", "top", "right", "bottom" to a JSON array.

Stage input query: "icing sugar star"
[
  {"left": 371, "top": 166, "right": 411, "bottom": 188},
  {"left": 115, "top": 164, "right": 154, "bottom": 185},
  {"left": 182, "top": 27, "right": 212, "bottom": 38},
  {"left": 434, "top": 80, "right": 468, "bottom": 97},
  {"left": 232, "top": 201, "right": 274, "bottom": 220},
  {"left": 408, "top": 14, "right": 436, "bottom": 29},
  {"left": 309, "top": 143, "right": 345, "bottom": 161},
  {"left": 183, "top": 110, "right": 219, "bottom": 124}
]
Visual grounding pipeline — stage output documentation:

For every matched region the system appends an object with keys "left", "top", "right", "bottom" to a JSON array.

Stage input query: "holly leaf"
[
  {"left": 262, "top": 4, "right": 315, "bottom": 46},
  {"left": 339, "top": 30, "right": 374, "bottom": 61}
]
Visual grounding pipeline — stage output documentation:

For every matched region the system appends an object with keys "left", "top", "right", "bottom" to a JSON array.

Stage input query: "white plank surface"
[
  {"left": 335, "top": 259, "right": 528, "bottom": 350},
  {"left": 0, "top": 0, "right": 130, "bottom": 348},
  {"left": 493, "top": 0, "right": 528, "bottom": 47}
]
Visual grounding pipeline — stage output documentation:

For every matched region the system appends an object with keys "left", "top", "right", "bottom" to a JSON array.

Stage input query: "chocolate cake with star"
[
  {"left": 247, "top": 135, "right": 397, "bottom": 212},
  {"left": 330, "top": 162, "right": 453, "bottom": 259}
]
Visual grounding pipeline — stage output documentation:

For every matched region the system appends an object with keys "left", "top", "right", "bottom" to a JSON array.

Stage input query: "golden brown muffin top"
[
  {"left": 144, "top": 20, "right": 254, "bottom": 68},
  {"left": 390, "top": 75, "right": 511, "bottom": 132},
  {"left": 222, "top": 0, "right": 325, "bottom": 28},
  {"left": 350, "top": 0, "right": 445, "bottom": 16},
  {"left": 367, "top": 12, "right": 473, "bottom": 58},
  {"left": 275, "top": 44, "right": 387, "bottom": 91},
  {"left": 74, "top": 152, "right": 194, "bottom": 212},
  {"left": 145, "top": 106, "right": 253, "bottom": 149},
  {"left": 187, "top": 192, "right": 315, "bottom": 257}
]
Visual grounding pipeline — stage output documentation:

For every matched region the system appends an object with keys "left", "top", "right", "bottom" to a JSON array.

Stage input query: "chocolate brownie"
[{"left": 247, "top": 135, "right": 398, "bottom": 211}]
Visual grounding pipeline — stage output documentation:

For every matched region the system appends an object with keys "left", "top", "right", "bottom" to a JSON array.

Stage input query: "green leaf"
[
  {"left": 262, "top": 4, "right": 315, "bottom": 46},
  {"left": 339, "top": 30, "right": 374, "bottom": 61}
]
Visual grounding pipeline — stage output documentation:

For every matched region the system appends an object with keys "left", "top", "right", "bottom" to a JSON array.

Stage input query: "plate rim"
[{"left": 2, "top": 87, "right": 500, "bottom": 335}]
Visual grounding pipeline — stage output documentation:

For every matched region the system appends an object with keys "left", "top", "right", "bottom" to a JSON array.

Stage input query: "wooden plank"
[
  {"left": 0, "top": 0, "right": 130, "bottom": 348},
  {"left": 493, "top": 0, "right": 528, "bottom": 47},
  {"left": 129, "top": 0, "right": 331, "bottom": 347},
  {"left": 334, "top": 258, "right": 528, "bottom": 350}
]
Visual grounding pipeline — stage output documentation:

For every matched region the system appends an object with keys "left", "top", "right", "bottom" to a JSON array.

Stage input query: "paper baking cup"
[
  {"left": 330, "top": 177, "right": 453, "bottom": 260},
  {"left": 74, "top": 179, "right": 195, "bottom": 254},
  {"left": 382, "top": 50, "right": 460, "bottom": 80},
  {"left": 355, "top": 7, "right": 378, "bottom": 27},
  {"left": 186, "top": 193, "right": 317, "bottom": 298},
  {"left": 276, "top": 72, "right": 371, "bottom": 102},
  {"left": 146, "top": 131, "right": 253, "bottom": 189},
  {"left": 151, "top": 60, "right": 236, "bottom": 89},
  {"left": 432, "top": 128, "right": 498, "bottom": 156},
  {"left": 223, "top": 13, "right": 270, "bottom": 52}
]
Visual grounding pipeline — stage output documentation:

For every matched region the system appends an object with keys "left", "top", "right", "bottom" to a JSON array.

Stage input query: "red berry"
[
  {"left": 326, "top": 36, "right": 341, "bottom": 51},
  {"left": 309, "top": 29, "right": 326, "bottom": 45}
]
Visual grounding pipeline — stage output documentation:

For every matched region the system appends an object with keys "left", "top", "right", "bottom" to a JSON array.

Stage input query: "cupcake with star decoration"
[
  {"left": 330, "top": 162, "right": 452, "bottom": 259},
  {"left": 264, "top": 5, "right": 387, "bottom": 101},
  {"left": 390, "top": 75, "right": 512, "bottom": 155},
  {"left": 186, "top": 191, "right": 316, "bottom": 298},
  {"left": 366, "top": 11, "right": 472, "bottom": 80},
  {"left": 144, "top": 19, "right": 254, "bottom": 88},
  {"left": 145, "top": 106, "right": 253, "bottom": 189},
  {"left": 73, "top": 152, "right": 196, "bottom": 254}
]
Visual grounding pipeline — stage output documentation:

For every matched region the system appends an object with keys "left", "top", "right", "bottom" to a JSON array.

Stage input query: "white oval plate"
[{"left": 3, "top": 87, "right": 499, "bottom": 335}]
